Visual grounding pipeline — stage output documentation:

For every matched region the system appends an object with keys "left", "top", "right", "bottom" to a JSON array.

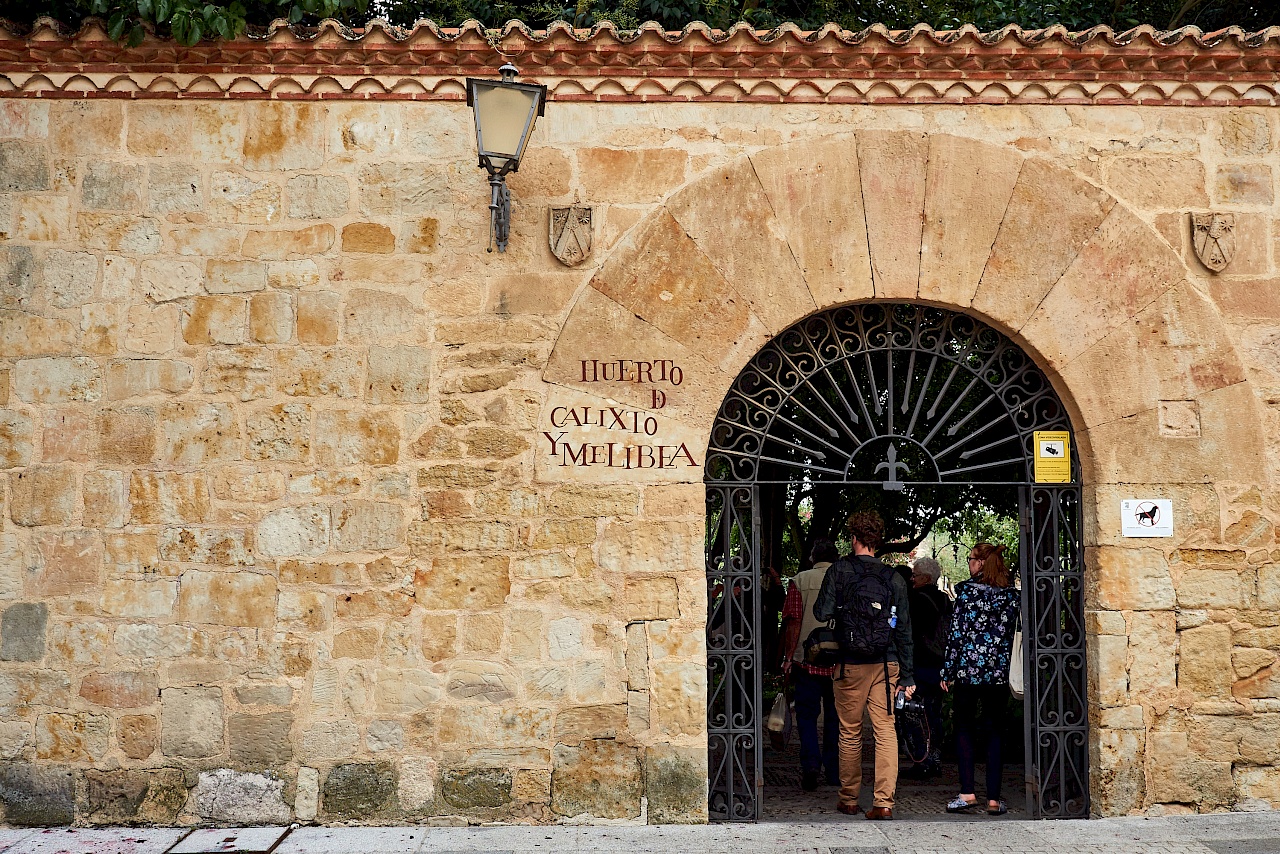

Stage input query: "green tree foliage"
[{"left": 2, "top": 0, "right": 1274, "bottom": 43}]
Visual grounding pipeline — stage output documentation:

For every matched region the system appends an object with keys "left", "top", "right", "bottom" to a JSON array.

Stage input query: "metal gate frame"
[{"left": 704, "top": 303, "right": 1089, "bottom": 822}]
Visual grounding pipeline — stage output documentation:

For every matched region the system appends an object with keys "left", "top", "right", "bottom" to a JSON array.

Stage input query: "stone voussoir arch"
[{"left": 544, "top": 130, "right": 1267, "bottom": 494}]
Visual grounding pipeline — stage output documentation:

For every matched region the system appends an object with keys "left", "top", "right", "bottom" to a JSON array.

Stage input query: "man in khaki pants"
[{"left": 813, "top": 511, "right": 915, "bottom": 820}]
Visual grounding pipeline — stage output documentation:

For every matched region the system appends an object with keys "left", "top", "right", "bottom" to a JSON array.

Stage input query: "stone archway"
[{"left": 542, "top": 131, "right": 1267, "bottom": 816}]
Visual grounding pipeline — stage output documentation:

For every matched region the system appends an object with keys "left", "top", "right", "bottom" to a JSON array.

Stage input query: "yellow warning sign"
[{"left": 1034, "top": 430, "right": 1071, "bottom": 483}]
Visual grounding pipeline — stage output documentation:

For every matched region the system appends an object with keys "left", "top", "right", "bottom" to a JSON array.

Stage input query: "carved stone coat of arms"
[
  {"left": 549, "top": 206, "right": 592, "bottom": 267},
  {"left": 1191, "top": 212, "right": 1235, "bottom": 273}
]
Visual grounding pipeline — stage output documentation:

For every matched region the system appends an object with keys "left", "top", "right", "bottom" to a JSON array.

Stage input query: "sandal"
[
  {"left": 946, "top": 795, "right": 979, "bottom": 813},
  {"left": 987, "top": 800, "right": 1008, "bottom": 816}
]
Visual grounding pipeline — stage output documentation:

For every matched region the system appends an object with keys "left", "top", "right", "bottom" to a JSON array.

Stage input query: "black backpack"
[{"left": 834, "top": 556, "right": 897, "bottom": 659}]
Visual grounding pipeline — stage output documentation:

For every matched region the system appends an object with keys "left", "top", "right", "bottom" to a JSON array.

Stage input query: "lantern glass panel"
[{"left": 473, "top": 83, "right": 540, "bottom": 168}]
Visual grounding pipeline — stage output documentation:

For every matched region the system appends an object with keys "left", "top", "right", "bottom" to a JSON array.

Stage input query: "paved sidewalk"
[{"left": 1, "top": 813, "right": 1280, "bottom": 854}]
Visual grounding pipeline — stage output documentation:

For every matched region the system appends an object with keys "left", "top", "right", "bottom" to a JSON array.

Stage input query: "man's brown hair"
[
  {"left": 971, "top": 542, "right": 1012, "bottom": 587},
  {"left": 846, "top": 511, "right": 885, "bottom": 552}
]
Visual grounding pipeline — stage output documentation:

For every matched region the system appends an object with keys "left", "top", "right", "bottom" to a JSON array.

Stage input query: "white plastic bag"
[
  {"left": 766, "top": 692, "right": 792, "bottom": 748},
  {"left": 1008, "top": 625, "right": 1025, "bottom": 700}
]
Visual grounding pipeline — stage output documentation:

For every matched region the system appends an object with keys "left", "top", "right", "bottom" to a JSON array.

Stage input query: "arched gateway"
[
  {"left": 705, "top": 302, "right": 1085, "bottom": 820},
  {"left": 547, "top": 131, "right": 1266, "bottom": 822}
]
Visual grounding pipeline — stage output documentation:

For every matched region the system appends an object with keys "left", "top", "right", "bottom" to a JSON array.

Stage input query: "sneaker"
[
  {"left": 801, "top": 770, "right": 819, "bottom": 792},
  {"left": 946, "top": 795, "right": 980, "bottom": 813}
]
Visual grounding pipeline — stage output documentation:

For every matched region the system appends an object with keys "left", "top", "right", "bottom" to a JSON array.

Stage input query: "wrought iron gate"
[{"left": 704, "top": 303, "right": 1088, "bottom": 821}]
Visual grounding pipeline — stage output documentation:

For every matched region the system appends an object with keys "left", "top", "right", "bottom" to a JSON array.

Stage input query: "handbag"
[
  {"left": 803, "top": 623, "right": 842, "bottom": 667},
  {"left": 1008, "top": 616, "right": 1025, "bottom": 700}
]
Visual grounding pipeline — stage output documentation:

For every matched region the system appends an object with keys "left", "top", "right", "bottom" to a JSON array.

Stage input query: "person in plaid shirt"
[{"left": 780, "top": 538, "right": 841, "bottom": 791}]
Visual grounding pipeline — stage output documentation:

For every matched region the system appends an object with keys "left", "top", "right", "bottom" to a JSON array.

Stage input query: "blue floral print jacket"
[{"left": 941, "top": 580, "right": 1020, "bottom": 686}]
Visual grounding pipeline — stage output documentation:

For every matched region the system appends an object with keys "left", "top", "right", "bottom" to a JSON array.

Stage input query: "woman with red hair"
[{"left": 940, "top": 543, "right": 1020, "bottom": 816}]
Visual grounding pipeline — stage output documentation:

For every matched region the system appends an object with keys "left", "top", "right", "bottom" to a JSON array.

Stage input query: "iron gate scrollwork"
[{"left": 705, "top": 303, "right": 1088, "bottom": 821}]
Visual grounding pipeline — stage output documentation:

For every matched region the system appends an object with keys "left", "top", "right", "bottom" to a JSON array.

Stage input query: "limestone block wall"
[{"left": 0, "top": 86, "right": 1276, "bottom": 825}]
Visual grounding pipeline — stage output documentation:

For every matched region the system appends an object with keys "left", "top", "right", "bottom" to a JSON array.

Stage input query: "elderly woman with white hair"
[{"left": 903, "top": 556, "right": 952, "bottom": 779}]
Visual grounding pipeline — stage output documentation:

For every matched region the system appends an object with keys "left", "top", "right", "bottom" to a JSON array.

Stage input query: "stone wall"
[{"left": 0, "top": 84, "right": 1277, "bottom": 824}]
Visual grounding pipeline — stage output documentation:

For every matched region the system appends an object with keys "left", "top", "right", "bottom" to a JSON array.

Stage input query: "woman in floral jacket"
[{"left": 940, "top": 542, "right": 1020, "bottom": 816}]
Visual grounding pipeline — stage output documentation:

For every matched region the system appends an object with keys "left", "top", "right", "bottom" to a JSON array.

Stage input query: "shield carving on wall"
[
  {"left": 1192, "top": 212, "right": 1235, "bottom": 273},
  {"left": 549, "top": 206, "right": 592, "bottom": 267}
]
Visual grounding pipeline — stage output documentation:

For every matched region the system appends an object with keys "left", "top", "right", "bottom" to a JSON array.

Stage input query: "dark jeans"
[
  {"left": 953, "top": 683, "right": 1008, "bottom": 800},
  {"left": 913, "top": 665, "right": 944, "bottom": 764},
  {"left": 793, "top": 666, "right": 839, "bottom": 780}
]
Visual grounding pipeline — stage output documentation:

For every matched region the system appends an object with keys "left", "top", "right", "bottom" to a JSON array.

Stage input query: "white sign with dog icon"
[{"left": 1120, "top": 499, "right": 1173, "bottom": 538}]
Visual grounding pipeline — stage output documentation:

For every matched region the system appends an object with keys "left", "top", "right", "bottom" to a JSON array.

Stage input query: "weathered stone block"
[
  {"left": 277, "top": 348, "right": 362, "bottom": 398},
  {"left": 148, "top": 164, "right": 201, "bottom": 213},
  {"left": 257, "top": 505, "right": 329, "bottom": 558},
  {"left": 0, "top": 410, "right": 32, "bottom": 469},
  {"left": 242, "top": 103, "right": 324, "bottom": 171},
  {"left": 192, "top": 768, "right": 291, "bottom": 824},
  {"left": 333, "top": 627, "right": 379, "bottom": 659},
  {"left": 344, "top": 288, "right": 423, "bottom": 342},
  {"left": 201, "top": 348, "right": 273, "bottom": 401},
  {"left": 97, "top": 407, "right": 156, "bottom": 465},
  {"left": 33, "top": 531, "right": 101, "bottom": 596},
  {"left": 161, "top": 687, "right": 224, "bottom": 759},
  {"left": 80, "top": 471, "right": 126, "bottom": 530},
  {"left": 245, "top": 403, "right": 310, "bottom": 462},
  {"left": 117, "top": 715, "right": 156, "bottom": 760},
  {"left": 441, "top": 767, "right": 511, "bottom": 809},
  {"left": 552, "top": 739, "right": 641, "bottom": 819},
  {"left": 413, "top": 556, "right": 511, "bottom": 611},
  {"left": 643, "top": 745, "right": 707, "bottom": 824},
  {"left": 1127, "top": 611, "right": 1176, "bottom": 695},
  {"left": 577, "top": 148, "right": 685, "bottom": 203},
  {"left": 78, "top": 671, "right": 157, "bottom": 709},
  {"left": 331, "top": 501, "right": 405, "bottom": 552},
  {"left": 0, "top": 721, "right": 30, "bottom": 760},
  {"left": 624, "top": 576, "right": 680, "bottom": 621},
  {"left": 1106, "top": 156, "right": 1207, "bottom": 209},
  {"left": 99, "top": 580, "right": 173, "bottom": 620},
  {"left": 129, "top": 470, "right": 209, "bottom": 524},
  {"left": 140, "top": 259, "right": 203, "bottom": 303},
  {"left": 82, "top": 768, "right": 185, "bottom": 825},
  {"left": 1179, "top": 623, "right": 1233, "bottom": 697},
  {"left": 159, "top": 402, "right": 238, "bottom": 464},
  {"left": 229, "top": 713, "right": 293, "bottom": 766},
  {"left": 1, "top": 603, "right": 47, "bottom": 662},
  {"left": 14, "top": 356, "right": 100, "bottom": 404},
  {"left": 241, "top": 224, "right": 334, "bottom": 259},
  {"left": 210, "top": 172, "right": 281, "bottom": 225},
  {"left": 177, "top": 571, "right": 277, "bottom": 628},
  {"left": 14, "top": 196, "right": 70, "bottom": 243},
  {"left": 43, "top": 250, "right": 96, "bottom": 307},
  {"left": 342, "top": 222, "right": 395, "bottom": 253},
  {"left": 314, "top": 409, "right": 399, "bottom": 465},
  {"left": 295, "top": 291, "right": 340, "bottom": 345},
  {"left": 1146, "top": 731, "right": 1233, "bottom": 809},
  {"left": 1087, "top": 547, "right": 1175, "bottom": 611},
  {"left": 323, "top": 762, "right": 396, "bottom": 818},
  {"left": 35, "top": 712, "right": 108, "bottom": 761},
  {"left": 125, "top": 305, "right": 179, "bottom": 355},
  {"left": 0, "top": 141, "right": 50, "bottom": 192},
  {"left": 249, "top": 291, "right": 293, "bottom": 344},
  {"left": 160, "top": 529, "right": 252, "bottom": 567},
  {"left": 78, "top": 213, "right": 161, "bottom": 253},
  {"left": 0, "top": 310, "right": 75, "bottom": 358},
  {"left": 373, "top": 669, "right": 442, "bottom": 715},
  {"left": 182, "top": 295, "right": 247, "bottom": 345},
  {"left": 0, "top": 762, "right": 73, "bottom": 826},
  {"left": 366, "top": 345, "right": 431, "bottom": 404},
  {"left": 420, "top": 614, "right": 457, "bottom": 662},
  {"left": 1213, "top": 164, "right": 1274, "bottom": 205},
  {"left": 288, "top": 174, "right": 349, "bottom": 219},
  {"left": 82, "top": 162, "right": 143, "bottom": 210},
  {"left": 212, "top": 466, "right": 285, "bottom": 503}
]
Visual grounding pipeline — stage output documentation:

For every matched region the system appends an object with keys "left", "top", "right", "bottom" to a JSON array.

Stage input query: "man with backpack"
[{"left": 812, "top": 511, "right": 915, "bottom": 820}]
